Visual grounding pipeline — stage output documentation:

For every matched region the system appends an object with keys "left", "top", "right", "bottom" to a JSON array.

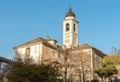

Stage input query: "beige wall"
[
  {"left": 41, "top": 44, "right": 61, "bottom": 64},
  {"left": 14, "top": 43, "right": 42, "bottom": 64},
  {"left": 58, "top": 48, "right": 104, "bottom": 82},
  {"left": 14, "top": 42, "right": 62, "bottom": 65}
]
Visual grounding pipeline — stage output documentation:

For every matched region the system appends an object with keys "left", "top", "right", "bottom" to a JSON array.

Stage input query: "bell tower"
[{"left": 63, "top": 7, "right": 78, "bottom": 48}]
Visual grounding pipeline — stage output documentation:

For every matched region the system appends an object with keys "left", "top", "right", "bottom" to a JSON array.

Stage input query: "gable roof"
[
  {"left": 14, "top": 37, "right": 44, "bottom": 48},
  {"left": 14, "top": 37, "right": 63, "bottom": 52},
  {"left": 79, "top": 43, "right": 107, "bottom": 57},
  {"left": 0, "top": 56, "right": 13, "bottom": 64},
  {"left": 79, "top": 43, "right": 92, "bottom": 49},
  {"left": 70, "top": 43, "right": 107, "bottom": 58}
]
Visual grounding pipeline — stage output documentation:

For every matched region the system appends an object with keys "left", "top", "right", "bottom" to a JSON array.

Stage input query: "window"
[
  {"left": 66, "top": 23, "right": 70, "bottom": 31},
  {"left": 73, "top": 24, "right": 76, "bottom": 32},
  {"left": 26, "top": 47, "right": 30, "bottom": 57}
]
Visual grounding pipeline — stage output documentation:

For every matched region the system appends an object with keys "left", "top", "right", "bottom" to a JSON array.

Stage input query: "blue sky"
[{"left": 0, "top": 0, "right": 120, "bottom": 59}]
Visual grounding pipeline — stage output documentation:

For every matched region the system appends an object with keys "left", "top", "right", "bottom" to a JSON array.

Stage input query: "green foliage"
[
  {"left": 104, "top": 56, "right": 120, "bottom": 65},
  {"left": 7, "top": 62, "right": 61, "bottom": 82},
  {"left": 95, "top": 61, "right": 118, "bottom": 78}
]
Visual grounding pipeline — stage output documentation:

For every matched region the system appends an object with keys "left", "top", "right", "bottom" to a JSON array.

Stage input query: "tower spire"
[{"left": 65, "top": 0, "right": 76, "bottom": 18}]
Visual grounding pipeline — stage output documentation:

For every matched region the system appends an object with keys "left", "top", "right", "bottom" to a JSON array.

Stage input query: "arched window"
[
  {"left": 73, "top": 24, "right": 76, "bottom": 32},
  {"left": 26, "top": 47, "right": 30, "bottom": 57},
  {"left": 66, "top": 23, "right": 70, "bottom": 32}
]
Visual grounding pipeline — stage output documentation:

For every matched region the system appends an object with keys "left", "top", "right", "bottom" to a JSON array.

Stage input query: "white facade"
[
  {"left": 14, "top": 43, "right": 42, "bottom": 64},
  {"left": 14, "top": 37, "right": 63, "bottom": 64},
  {"left": 63, "top": 9, "right": 78, "bottom": 48}
]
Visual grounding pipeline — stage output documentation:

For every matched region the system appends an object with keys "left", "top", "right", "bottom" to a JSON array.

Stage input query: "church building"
[{"left": 14, "top": 7, "right": 106, "bottom": 82}]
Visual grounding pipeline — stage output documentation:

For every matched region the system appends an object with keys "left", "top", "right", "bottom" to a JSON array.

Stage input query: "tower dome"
[{"left": 65, "top": 7, "right": 76, "bottom": 18}]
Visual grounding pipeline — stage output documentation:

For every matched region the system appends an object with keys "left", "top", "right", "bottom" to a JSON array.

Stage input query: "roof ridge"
[
  {"left": 14, "top": 37, "right": 44, "bottom": 48},
  {"left": 79, "top": 43, "right": 93, "bottom": 48},
  {"left": 0, "top": 56, "right": 13, "bottom": 63}
]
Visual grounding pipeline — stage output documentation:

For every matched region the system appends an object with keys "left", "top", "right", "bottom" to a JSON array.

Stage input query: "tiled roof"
[
  {"left": 14, "top": 37, "right": 44, "bottom": 48},
  {"left": 14, "top": 37, "right": 63, "bottom": 52},
  {"left": 92, "top": 47, "right": 107, "bottom": 58},
  {"left": 80, "top": 44, "right": 107, "bottom": 57},
  {"left": 0, "top": 56, "right": 13, "bottom": 64},
  {"left": 70, "top": 43, "right": 107, "bottom": 58},
  {"left": 79, "top": 43, "right": 92, "bottom": 49}
]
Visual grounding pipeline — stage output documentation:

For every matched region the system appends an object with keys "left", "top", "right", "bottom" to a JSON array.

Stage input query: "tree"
[
  {"left": 95, "top": 61, "right": 118, "bottom": 82},
  {"left": 62, "top": 45, "right": 70, "bottom": 82},
  {"left": 7, "top": 62, "right": 61, "bottom": 82},
  {"left": 104, "top": 56, "right": 120, "bottom": 77},
  {"left": 69, "top": 51, "right": 91, "bottom": 82},
  {"left": 62, "top": 47, "right": 91, "bottom": 82},
  {"left": 111, "top": 47, "right": 120, "bottom": 56},
  {"left": 104, "top": 56, "right": 120, "bottom": 65}
]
